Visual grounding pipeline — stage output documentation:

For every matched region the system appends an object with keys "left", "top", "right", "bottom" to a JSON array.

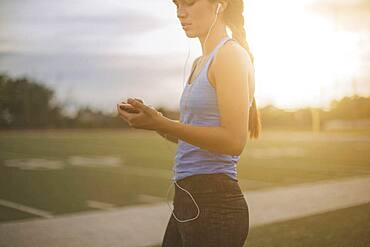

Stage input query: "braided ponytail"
[{"left": 221, "top": 0, "right": 261, "bottom": 139}]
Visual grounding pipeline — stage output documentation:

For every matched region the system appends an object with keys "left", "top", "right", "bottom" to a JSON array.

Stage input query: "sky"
[{"left": 0, "top": 0, "right": 369, "bottom": 114}]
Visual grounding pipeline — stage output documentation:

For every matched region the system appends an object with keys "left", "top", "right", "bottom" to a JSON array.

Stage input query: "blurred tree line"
[{"left": 0, "top": 73, "right": 369, "bottom": 130}]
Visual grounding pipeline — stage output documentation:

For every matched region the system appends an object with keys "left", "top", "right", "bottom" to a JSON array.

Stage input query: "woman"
[{"left": 117, "top": 0, "right": 261, "bottom": 246}]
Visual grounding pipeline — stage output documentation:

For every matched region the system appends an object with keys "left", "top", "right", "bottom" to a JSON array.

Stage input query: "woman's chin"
[{"left": 184, "top": 31, "right": 197, "bottom": 38}]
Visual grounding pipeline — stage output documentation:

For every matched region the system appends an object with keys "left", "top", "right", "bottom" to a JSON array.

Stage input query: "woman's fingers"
[
  {"left": 120, "top": 103, "right": 140, "bottom": 113},
  {"left": 127, "top": 98, "right": 152, "bottom": 114},
  {"left": 117, "top": 104, "right": 132, "bottom": 122},
  {"left": 117, "top": 103, "right": 144, "bottom": 128},
  {"left": 121, "top": 98, "right": 143, "bottom": 104},
  {"left": 117, "top": 97, "right": 158, "bottom": 130},
  {"left": 134, "top": 98, "right": 144, "bottom": 104}
]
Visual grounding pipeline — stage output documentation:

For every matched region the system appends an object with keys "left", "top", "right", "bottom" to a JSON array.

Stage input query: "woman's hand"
[{"left": 116, "top": 98, "right": 164, "bottom": 131}]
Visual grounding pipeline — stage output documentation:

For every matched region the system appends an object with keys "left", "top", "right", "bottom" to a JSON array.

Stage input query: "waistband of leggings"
[{"left": 175, "top": 173, "right": 239, "bottom": 192}]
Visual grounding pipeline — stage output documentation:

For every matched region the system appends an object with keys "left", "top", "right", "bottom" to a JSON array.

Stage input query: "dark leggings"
[{"left": 162, "top": 173, "right": 249, "bottom": 247}]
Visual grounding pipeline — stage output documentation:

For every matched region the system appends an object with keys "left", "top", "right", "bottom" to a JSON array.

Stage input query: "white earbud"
[{"left": 216, "top": 3, "right": 222, "bottom": 15}]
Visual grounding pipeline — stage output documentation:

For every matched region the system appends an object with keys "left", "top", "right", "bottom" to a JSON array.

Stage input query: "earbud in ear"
[{"left": 216, "top": 3, "right": 222, "bottom": 15}]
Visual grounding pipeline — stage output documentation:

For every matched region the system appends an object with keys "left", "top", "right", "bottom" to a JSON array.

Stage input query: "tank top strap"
[{"left": 203, "top": 36, "right": 233, "bottom": 71}]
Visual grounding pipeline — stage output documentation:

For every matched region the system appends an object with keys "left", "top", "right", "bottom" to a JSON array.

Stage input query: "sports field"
[{"left": 0, "top": 129, "right": 369, "bottom": 246}]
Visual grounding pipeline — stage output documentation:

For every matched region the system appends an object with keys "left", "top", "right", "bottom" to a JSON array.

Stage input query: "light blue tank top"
[{"left": 173, "top": 36, "right": 253, "bottom": 182}]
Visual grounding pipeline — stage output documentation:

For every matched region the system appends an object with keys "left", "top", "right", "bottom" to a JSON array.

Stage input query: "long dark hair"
[{"left": 211, "top": 0, "right": 261, "bottom": 139}]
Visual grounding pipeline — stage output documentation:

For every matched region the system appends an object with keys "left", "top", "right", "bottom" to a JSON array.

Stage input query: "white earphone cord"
[{"left": 163, "top": 3, "right": 221, "bottom": 223}]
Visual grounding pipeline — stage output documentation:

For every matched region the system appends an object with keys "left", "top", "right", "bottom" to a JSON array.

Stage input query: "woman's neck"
[{"left": 198, "top": 24, "right": 228, "bottom": 57}]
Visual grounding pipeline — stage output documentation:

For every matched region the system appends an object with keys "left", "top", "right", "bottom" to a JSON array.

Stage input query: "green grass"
[
  {"left": 245, "top": 202, "right": 370, "bottom": 247},
  {"left": 0, "top": 128, "right": 369, "bottom": 223}
]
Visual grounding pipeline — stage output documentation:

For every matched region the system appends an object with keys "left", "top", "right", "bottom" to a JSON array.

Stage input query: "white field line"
[
  {"left": 0, "top": 199, "right": 53, "bottom": 219},
  {"left": 0, "top": 175, "right": 370, "bottom": 247},
  {"left": 86, "top": 200, "right": 115, "bottom": 211}
]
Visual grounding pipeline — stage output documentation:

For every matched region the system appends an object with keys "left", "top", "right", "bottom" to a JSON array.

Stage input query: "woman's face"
[{"left": 172, "top": 0, "right": 216, "bottom": 38}]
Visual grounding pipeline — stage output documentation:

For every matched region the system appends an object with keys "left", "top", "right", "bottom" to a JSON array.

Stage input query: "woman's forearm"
[
  {"left": 156, "top": 120, "right": 179, "bottom": 144},
  {"left": 156, "top": 130, "right": 178, "bottom": 144},
  {"left": 156, "top": 116, "right": 242, "bottom": 156}
]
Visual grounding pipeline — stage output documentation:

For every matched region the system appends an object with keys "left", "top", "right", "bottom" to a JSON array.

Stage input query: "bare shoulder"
[
  {"left": 216, "top": 40, "right": 252, "bottom": 68},
  {"left": 210, "top": 40, "right": 253, "bottom": 85}
]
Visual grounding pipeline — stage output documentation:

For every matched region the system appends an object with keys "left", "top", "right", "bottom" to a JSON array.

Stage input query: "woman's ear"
[{"left": 218, "top": 1, "right": 228, "bottom": 13}]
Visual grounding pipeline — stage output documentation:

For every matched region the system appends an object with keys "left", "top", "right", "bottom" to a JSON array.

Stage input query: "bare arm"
[{"left": 156, "top": 123, "right": 179, "bottom": 144}]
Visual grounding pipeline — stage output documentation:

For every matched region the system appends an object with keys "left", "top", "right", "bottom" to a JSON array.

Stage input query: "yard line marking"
[
  {"left": 68, "top": 156, "right": 121, "bottom": 168},
  {"left": 0, "top": 199, "right": 52, "bottom": 218},
  {"left": 4, "top": 159, "right": 64, "bottom": 170},
  {"left": 86, "top": 200, "right": 115, "bottom": 210}
]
